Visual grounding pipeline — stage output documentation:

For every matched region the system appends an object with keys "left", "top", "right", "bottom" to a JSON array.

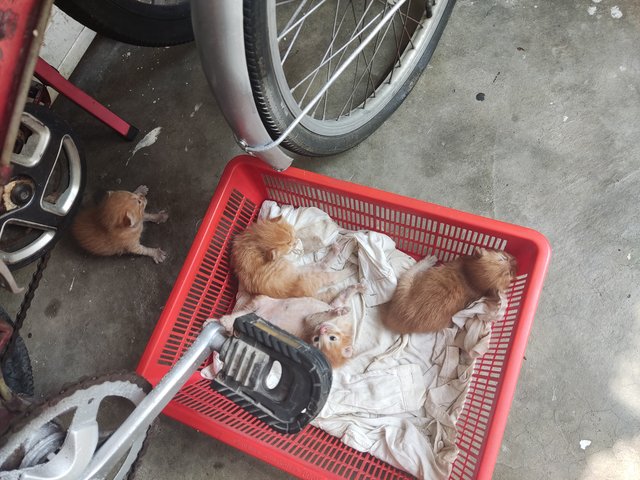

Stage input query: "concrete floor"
[{"left": 2, "top": 0, "right": 640, "bottom": 478}]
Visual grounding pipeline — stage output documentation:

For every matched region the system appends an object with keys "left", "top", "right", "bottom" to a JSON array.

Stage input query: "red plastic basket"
[{"left": 137, "top": 155, "right": 550, "bottom": 480}]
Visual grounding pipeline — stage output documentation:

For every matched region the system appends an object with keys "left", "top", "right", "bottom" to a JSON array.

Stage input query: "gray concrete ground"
[{"left": 2, "top": 0, "right": 640, "bottom": 478}]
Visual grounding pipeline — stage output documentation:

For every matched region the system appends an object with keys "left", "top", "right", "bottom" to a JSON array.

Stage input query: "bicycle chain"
[{"left": 1, "top": 250, "right": 51, "bottom": 368}]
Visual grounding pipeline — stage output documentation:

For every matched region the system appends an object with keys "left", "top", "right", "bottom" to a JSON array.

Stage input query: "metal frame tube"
[
  {"left": 81, "top": 322, "right": 228, "bottom": 479},
  {"left": 0, "top": 0, "right": 53, "bottom": 175}
]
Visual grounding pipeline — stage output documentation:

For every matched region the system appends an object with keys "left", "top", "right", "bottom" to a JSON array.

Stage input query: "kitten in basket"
[
  {"left": 384, "top": 248, "right": 516, "bottom": 333},
  {"left": 231, "top": 215, "right": 350, "bottom": 299},
  {"left": 202, "top": 283, "right": 365, "bottom": 374},
  {"left": 72, "top": 185, "right": 169, "bottom": 263}
]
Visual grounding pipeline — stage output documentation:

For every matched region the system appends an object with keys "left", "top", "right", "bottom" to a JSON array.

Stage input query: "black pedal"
[{"left": 211, "top": 313, "right": 332, "bottom": 434}]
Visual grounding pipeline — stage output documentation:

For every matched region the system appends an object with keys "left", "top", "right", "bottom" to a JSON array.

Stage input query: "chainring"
[{"left": 0, "top": 372, "right": 151, "bottom": 480}]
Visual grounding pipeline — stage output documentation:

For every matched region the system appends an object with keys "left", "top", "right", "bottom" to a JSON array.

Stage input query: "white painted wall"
[{"left": 39, "top": 6, "right": 96, "bottom": 100}]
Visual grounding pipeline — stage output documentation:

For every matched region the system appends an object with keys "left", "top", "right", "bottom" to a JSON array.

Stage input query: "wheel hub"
[
  {"left": 0, "top": 103, "right": 85, "bottom": 269},
  {"left": 9, "top": 182, "right": 35, "bottom": 207},
  {"left": 18, "top": 422, "right": 65, "bottom": 469}
]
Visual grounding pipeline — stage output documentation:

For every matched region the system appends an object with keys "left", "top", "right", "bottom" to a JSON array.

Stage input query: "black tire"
[
  {"left": 244, "top": 0, "right": 456, "bottom": 157},
  {"left": 3, "top": 103, "right": 86, "bottom": 270},
  {"left": 0, "top": 307, "right": 34, "bottom": 397},
  {"left": 55, "top": 0, "right": 194, "bottom": 47}
]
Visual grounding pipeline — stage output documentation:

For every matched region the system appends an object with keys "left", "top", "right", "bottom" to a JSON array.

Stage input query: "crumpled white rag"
[{"left": 231, "top": 201, "right": 507, "bottom": 479}]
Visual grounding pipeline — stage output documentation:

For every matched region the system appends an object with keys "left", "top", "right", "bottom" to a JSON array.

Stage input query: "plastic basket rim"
[{"left": 137, "top": 154, "right": 552, "bottom": 480}]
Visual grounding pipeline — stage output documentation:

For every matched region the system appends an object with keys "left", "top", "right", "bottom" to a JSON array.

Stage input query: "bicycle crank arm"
[
  {"left": 212, "top": 314, "right": 332, "bottom": 434},
  {"left": 81, "top": 321, "right": 228, "bottom": 479}
]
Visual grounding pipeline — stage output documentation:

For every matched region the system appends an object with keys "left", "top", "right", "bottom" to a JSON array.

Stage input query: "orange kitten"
[
  {"left": 383, "top": 248, "right": 516, "bottom": 333},
  {"left": 71, "top": 185, "right": 168, "bottom": 263},
  {"left": 214, "top": 283, "right": 365, "bottom": 368},
  {"left": 306, "top": 308, "right": 354, "bottom": 368},
  {"left": 231, "top": 215, "right": 347, "bottom": 299}
]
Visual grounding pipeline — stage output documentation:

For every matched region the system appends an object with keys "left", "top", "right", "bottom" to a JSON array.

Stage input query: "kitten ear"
[
  {"left": 123, "top": 211, "right": 138, "bottom": 228},
  {"left": 475, "top": 247, "right": 488, "bottom": 257},
  {"left": 342, "top": 345, "right": 353, "bottom": 358},
  {"left": 269, "top": 215, "right": 283, "bottom": 223},
  {"left": 268, "top": 249, "right": 279, "bottom": 261}
]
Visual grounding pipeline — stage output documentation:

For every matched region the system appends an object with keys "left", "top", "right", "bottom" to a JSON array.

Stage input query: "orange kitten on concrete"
[
  {"left": 231, "top": 215, "right": 347, "bottom": 299},
  {"left": 71, "top": 185, "right": 168, "bottom": 263},
  {"left": 384, "top": 248, "right": 516, "bottom": 334}
]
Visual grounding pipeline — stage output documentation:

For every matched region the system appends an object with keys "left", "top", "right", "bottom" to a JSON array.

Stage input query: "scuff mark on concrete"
[
  {"left": 127, "top": 127, "right": 162, "bottom": 165},
  {"left": 190, "top": 102, "right": 203, "bottom": 118}
]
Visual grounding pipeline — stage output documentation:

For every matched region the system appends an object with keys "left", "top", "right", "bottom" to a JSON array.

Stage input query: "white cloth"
[{"left": 246, "top": 201, "right": 507, "bottom": 479}]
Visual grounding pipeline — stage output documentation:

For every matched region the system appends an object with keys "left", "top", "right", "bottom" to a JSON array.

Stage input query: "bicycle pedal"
[{"left": 211, "top": 313, "right": 332, "bottom": 434}]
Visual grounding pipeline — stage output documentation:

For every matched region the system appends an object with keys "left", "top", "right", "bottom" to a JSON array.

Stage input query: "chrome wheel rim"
[
  {"left": 0, "top": 108, "right": 83, "bottom": 267},
  {"left": 267, "top": 0, "right": 452, "bottom": 135}
]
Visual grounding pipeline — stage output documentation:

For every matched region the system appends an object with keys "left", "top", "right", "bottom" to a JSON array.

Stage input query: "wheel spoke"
[
  {"left": 362, "top": 0, "right": 387, "bottom": 109},
  {"left": 289, "top": 9, "right": 382, "bottom": 94},
  {"left": 374, "top": 0, "right": 423, "bottom": 29},
  {"left": 278, "top": 0, "right": 329, "bottom": 41},
  {"left": 338, "top": 0, "right": 425, "bottom": 117},
  {"left": 281, "top": 0, "right": 427, "bottom": 120},
  {"left": 385, "top": 9, "right": 402, "bottom": 85},
  {"left": 297, "top": 0, "right": 364, "bottom": 102},
  {"left": 281, "top": 4, "right": 310, "bottom": 64},
  {"left": 280, "top": 0, "right": 311, "bottom": 42},
  {"left": 305, "top": 0, "right": 378, "bottom": 112},
  {"left": 287, "top": 0, "right": 350, "bottom": 91},
  {"left": 321, "top": 0, "right": 342, "bottom": 120},
  {"left": 297, "top": 0, "right": 377, "bottom": 107},
  {"left": 338, "top": 14, "right": 396, "bottom": 117}
]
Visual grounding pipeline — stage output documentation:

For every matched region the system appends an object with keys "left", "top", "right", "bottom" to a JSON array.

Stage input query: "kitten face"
[{"left": 311, "top": 322, "right": 353, "bottom": 368}]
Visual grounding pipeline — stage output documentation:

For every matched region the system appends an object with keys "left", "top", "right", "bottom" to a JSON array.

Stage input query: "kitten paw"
[
  {"left": 219, "top": 315, "right": 235, "bottom": 333},
  {"left": 203, "top": 317, "right": 233, "bottom": 333},
  {"left": 331, "top": 306, "right": 351, "bottom": 316},
  {"left": 354, "top": 282, "right": 367, "bottom": 294},
  {"left": 202, "top": 318, "right": 215, "bottom": 328},
  {"left": 152, "top": 248, "right": 167, "bottom": 264},
  {"left": 134, "top": 185, "right": 149, "bottom": 196},
  {"left": 155, "top": 210, "right": 169, "bottom": 223}
]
